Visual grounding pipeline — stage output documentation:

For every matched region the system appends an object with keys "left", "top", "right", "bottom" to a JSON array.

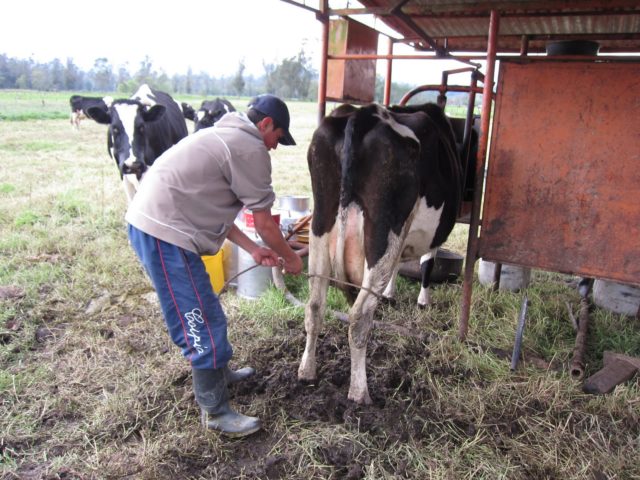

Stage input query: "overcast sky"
[{"left": 1, "top": 0, "right": 462, "bottom": 85}]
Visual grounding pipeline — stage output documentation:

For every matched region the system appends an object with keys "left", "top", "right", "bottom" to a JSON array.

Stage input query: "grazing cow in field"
[
  {"left": 299, "top": 102, "right": 462, "bottom": 404},
  {"left": 87, "top": 84, "right": 188, "bottom": 202},
  {"left": 69, "top": 95, "right": 113, "bottom": 130},
  {"left": 194, "top": 98, "right": 236, "bottom": 132}
]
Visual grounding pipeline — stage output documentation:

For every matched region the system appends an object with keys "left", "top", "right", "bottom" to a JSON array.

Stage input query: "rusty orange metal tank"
[{"left": 479, "top": 60, "right": 640, "bottom": 285}]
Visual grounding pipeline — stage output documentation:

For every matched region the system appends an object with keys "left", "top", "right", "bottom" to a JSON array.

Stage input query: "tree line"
[
  {"left": 0, "top": 49, "right": 318, "bottom": 100},
  {"left": 0, "top": 49, "right": 473, "bottom": 106}
]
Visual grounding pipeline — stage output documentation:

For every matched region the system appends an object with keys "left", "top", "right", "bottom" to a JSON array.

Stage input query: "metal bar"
[
  {"left": 327, "top": 52, "right": 640, "bottom": 61},
  {"left": 459, "top": 69, "right": 479, "bottom": 214},
  {"left": 511, "top": 295, "right": 529, "bottom": 371},
  {"left": 520, "top": 35, "right": 530, "bottom": 56},
  {"left": 459, "top": 9, "right": 500, "bottom": 342},
  {"left": 396, "top": 0, "right": 640, "bottom": 16},
  {"left": 330, "top": 1, "right": 640, "bottom": 17},
  {"left": 492, "top": 263, "right": 502, "bottom": 292},
  {"left": 283, "top": 1, "right": 639, "bottom": 19},
  {"left": 398, "top": 84, "right": 486, "bottom": 105},
  {"left": 279, "top": 0, "right": 320, "bottom": 15},
  {"left": 317, "top": 1, "right": 329, "bottom": 124},
  {"left": 383, "top": 38, "right": 394, "bottom": 106},
  {"left": 393, "top": 8, "right": 447, "bottom": 56},
  {"left": 570, "top": 296, "right": 591, "bottom": 379}
]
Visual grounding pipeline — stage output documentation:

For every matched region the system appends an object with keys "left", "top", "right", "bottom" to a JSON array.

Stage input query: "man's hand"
[
  {"left": 282, "top": 252, "right": 304, "bottom": 275},
  {"left": 251, "top": 247, "right": 280, "bottom": 267}
]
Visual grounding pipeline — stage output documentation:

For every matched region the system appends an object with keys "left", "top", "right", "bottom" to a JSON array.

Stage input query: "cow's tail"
[{"left": 334, "top": 106, "right": 378, "bottom": 282}]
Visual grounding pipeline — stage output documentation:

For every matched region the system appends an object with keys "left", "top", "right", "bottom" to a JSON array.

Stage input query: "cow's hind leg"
[
  {"left": 417, "top": 248, "right": 437, "bottom": 308},
  {"left": 347, "top": 286, "right": 378, "bottom": 405},
  {"left": 381, "top": 264, "right": 400, "bottom": 306},
  {"left": 348, "top": 250, "right": 405, "bottom": 404},
  {"left": 299, "top": 232, "right": 331, "bottom": 382}
]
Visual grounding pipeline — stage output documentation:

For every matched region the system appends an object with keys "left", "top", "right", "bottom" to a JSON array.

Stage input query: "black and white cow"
[
  {"left": 87, "top": 84, "right": 188, "bottom": 202},
  {"left": 69, "top": 95, "right": 113, "bottom": 130},
  {"left": 193, "top": 98, "right": 236, "bottom": 132},
  {"left": 180, "top": 102, "right": 197, "bottom": 122},
  {"left": 299, "top": 102, "right": 462, "bottom": 404}
]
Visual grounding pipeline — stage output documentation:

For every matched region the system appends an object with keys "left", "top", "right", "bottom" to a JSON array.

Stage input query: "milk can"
[{"left": 236, "top": 233, "right": 274, "bottom": 300}]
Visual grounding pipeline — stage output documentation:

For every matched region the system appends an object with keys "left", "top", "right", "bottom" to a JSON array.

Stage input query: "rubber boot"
[
  {"left": 224, "top": 365, "right": 256, "bottom": 385},
  {"left": 192, "top": 368, "right": 261, "bottom": 438}
]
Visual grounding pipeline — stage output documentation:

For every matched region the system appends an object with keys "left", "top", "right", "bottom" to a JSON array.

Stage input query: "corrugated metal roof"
[{"left": 339, "top": 0, "right": 640, "bottom": 54}]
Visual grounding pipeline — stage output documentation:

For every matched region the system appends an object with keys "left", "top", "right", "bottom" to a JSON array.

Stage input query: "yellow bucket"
[{"left": 201, "top": 251, "right": 225, "bottom": 293}]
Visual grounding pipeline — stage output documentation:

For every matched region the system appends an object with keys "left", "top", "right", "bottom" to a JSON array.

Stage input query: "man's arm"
[{"left": 226, "top": 223, "right": 280, "bottom": 267}]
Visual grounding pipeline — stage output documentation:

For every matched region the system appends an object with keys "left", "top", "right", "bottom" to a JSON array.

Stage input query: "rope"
[{"left": 218, "top": 264, "right": 386, "bottom": 300}]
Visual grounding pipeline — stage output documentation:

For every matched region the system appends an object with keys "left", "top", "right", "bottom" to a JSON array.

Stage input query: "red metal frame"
[{"left": 281, "top": 0, "right": 640, "bottom": 341}]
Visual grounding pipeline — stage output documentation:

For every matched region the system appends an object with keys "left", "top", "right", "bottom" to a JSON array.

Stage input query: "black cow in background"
[
  {"left": 193, "top": 98, "right": 236, "bottom": 132},
  {"left": 180, "top": 102, "right": 197, "bottom": 122},
  {"left": 87, "top": 84, "right": 188, "bottom": 202},
  {"left": 69, "top": 95, "right": 113, "bottom": 130}
]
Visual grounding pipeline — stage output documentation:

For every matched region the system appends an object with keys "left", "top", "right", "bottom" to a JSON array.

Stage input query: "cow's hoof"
[
  {"left": 348, "top": 391, "right": 372, "bottom": 405},
  {"left": 417, "top": 302, "right": 429, "bottom": 309},
  {"left": 297, "top": 367, "right": 317, "bottom": 383}
]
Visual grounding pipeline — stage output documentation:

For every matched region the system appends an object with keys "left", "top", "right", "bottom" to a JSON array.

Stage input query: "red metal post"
[
  {"left": 317, "top": 0, "right": 329, "bottom": 124},
  {"left": 383, "top": 37, "right": 394, "bottom": 106},
  {"left": 459, "top": 9, "right": 500, "bottom": 341}
]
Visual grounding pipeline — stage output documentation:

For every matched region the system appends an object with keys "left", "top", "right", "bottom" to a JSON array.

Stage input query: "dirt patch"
[{"left": 216, "top": 323, "right": 449, "bottom": 478}]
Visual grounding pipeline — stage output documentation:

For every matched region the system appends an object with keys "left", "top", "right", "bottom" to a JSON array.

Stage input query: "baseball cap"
[{"left": 248, "top": 94, "right": 296, "bottom": 146}]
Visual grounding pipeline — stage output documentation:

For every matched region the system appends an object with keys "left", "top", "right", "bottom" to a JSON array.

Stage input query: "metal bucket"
[
  {"left": 277, "top": 195, "right": 311, "bottom": 235},
  {"left": 278, "top": 195, "right": 310, "bottom": 214},
  {"left": 236, "top": 237, "right": 273, "bottom": 300}
]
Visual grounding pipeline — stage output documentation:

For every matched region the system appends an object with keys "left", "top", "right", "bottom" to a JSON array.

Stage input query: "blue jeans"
[{"left": 127, "top": 224, "right": 233, "bottom": 369}]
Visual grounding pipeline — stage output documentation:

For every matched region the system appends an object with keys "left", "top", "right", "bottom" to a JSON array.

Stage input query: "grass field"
[{"left": 0, "top": 90, "right": 638, "bottom": 479}]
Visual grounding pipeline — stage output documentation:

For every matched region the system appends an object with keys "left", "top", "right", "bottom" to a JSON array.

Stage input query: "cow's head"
[
  {"left": 193, "top": 99, "right": 235, "bottom": 132},
  {"left": 88, "top": 100, "right": 166, "bottom": 179}
]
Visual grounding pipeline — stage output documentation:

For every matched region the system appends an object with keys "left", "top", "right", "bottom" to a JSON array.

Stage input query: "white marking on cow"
[
  {"left": 417, "top": 249, "right": 437, "bottom": 306},
  {"left": 131, "top": 84, "right": 156, "bottom": 106},
  {"left": 113, "top": 103, "right": 139, "bottom": 169},
  {"left": 373, "top": 106, "right": 419, "bottom": 143},
  {"left": 196, "top": 110, "right": 206, "bottom": 122},
  {"left": 401, "top": 198, "right": 443, "bottom": 261}
]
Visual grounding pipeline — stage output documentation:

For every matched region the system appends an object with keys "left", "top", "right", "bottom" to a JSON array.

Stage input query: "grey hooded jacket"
[{"left": 125, "top": 111, "right": 275, "bottom": 255}]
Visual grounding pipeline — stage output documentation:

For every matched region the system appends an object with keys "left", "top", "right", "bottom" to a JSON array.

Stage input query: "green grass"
[{"left": 0, "top": 90, "right": 638, "bottom": 479}]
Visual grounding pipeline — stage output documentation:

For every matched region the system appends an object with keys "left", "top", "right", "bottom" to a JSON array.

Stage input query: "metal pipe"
[
  {"left": 317, "top": 0, "right": 329, "bottom": 124},
  {"left": 520, "top": 35, "right": 530, "bottom": 56},
  {"left": 511, "top": 295, "right": 529, "bottom": 371},
  {"left": 459, "top": 69, "right": 479, "bottom": 209},
  {"left": 384, "top": 38, "right": 394, "bottom": 106},
  {"left": 570, "top": 296, "right": 590, "bottom": 379},
  {"left": 326, "top": 53, "right": 640, "bottom": 62},
  {"left": 459, "top": 9, "right": 500, "bottom": 341},
  {"left": 399, "top": 84, "right": 486, "bottom": 106}
]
